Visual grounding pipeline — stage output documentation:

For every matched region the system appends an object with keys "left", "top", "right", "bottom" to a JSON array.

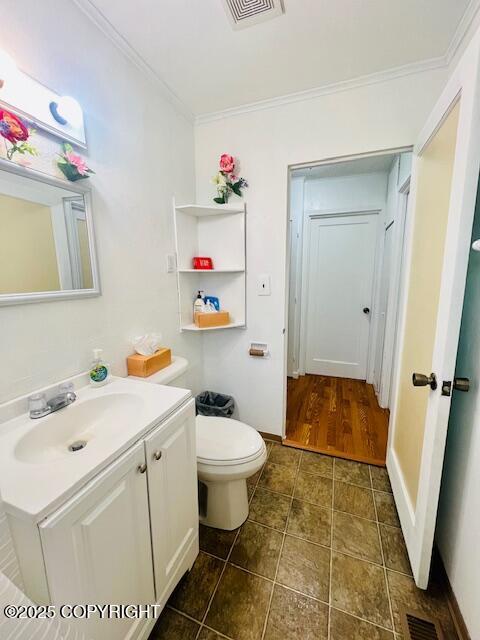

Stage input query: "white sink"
[
  {"left": 14, "top": 393, "right": 144, "bottom": 464},
  {"left": 0, "top": 377, "right": 191, "bottom": 522}
]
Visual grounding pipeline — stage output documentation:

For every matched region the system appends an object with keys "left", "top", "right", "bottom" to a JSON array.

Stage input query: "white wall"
[
  {"left": 0, "top": 0, "right": 201, "bottom": 402},
  {"left": 436, "top": 187, "right": 480, "bottom": 638},
  {"left": 373, "top": 159, "right": 399, "bottom": 397},
  {"left": 0, "top": 0, "right": 199, "bottom": 587},
  {"left": 195, "top": 69, "right": 447, "bottom": 435},
  {"left": 304, "top": 172, "right": 388, "bottom": 212},
  {"left": 287, "top": 176, "right": 304, "bottom": 376}
]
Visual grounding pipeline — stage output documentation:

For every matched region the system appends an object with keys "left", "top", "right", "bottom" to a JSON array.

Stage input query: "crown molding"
[
  {"left": 195, "top": 56, "right": 448, "bottom": 125},
  {"left": 71, "top": 0, "right": 195, "bottom": 123},
  {"left": 196, "top": 0, "right": 480, "bottom": 125},
  {"left": 445, "top": 0, "right": 480, "bottom": 65},
  {"left": 72, "top": 0, "right": 480, "bottom": 128}
]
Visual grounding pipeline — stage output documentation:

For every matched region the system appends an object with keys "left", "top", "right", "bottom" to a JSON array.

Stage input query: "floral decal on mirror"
[
  {"left": 57, "top": 143, "right": 95, "bottom": 181},
  {"left": 0, "top": 109, "right": 38, "bottom": 162}
]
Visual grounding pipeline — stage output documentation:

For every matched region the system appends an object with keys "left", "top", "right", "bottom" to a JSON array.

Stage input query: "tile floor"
[{"left": 149, "top": 442, "right": 457, "bottom": 640}]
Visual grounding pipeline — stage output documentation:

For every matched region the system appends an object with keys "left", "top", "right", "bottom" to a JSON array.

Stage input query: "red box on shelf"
[{"left": 193, "top": 257, "right": 214, "bottom": 270}]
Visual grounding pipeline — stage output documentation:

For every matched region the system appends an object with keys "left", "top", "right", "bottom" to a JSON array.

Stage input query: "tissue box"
[
  {"left": 194, "top": 311, "right": 230, "bottom": 328},
  {"left": 127, "top": 348, "right": 172, "bottom": 377}
]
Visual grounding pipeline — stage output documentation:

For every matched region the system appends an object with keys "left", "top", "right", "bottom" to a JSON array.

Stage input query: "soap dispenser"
[
  {"left": 89, "top": 348, "right": 110, "bottom": 387},
  {"left": 193, "top": 290, "right": 206, "bottom": 314}
]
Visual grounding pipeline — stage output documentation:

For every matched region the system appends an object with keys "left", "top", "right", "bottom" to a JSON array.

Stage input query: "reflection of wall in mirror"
[
  {"left": 77, "top": 218, "right": 93, "bottom": 289},
  {"left": 0, "top": 194, "right": 60, "bottom": 294}
]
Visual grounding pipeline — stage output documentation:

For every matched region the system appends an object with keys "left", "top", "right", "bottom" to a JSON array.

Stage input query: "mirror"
[{"left": 0, "top": 159, "right": 100, "bottom": 305}]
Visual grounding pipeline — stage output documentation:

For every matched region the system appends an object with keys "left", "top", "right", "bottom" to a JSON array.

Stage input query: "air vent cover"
[
  {"left": 401, "top": 608, "right": 445, "bottom": 640},
  {"left": 221, "top": 0, "right": 285, "bottom": 30}
]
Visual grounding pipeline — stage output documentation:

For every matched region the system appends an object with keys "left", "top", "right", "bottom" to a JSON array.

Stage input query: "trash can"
[{"left": 196, "top": 391, "right": 235, "bottom": 417}]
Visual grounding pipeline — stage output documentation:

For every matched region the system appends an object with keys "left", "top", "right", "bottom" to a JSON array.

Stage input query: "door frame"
[
  {"left": 282, "top": 146, "right": 413, "bottom": 440},
  {"left": 387, "top": 29, "right": 480, "bottom": 587},
  {"left": 378, "top": 176, "right": 410, "bottom": 408},
  {"left": 299, "top": 208, "right": 380, "bottom": 379}
]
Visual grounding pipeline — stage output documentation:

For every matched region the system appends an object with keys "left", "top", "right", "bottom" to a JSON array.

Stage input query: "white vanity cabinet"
[
  {"left": 144, "top": 401, "right": 197, "bottom": 603},
  {"left": 10, "top": 398, "right": 198, "bottom": 640},
  {"left": 40, "top": 441, "right": 155, "bottom": 640}
]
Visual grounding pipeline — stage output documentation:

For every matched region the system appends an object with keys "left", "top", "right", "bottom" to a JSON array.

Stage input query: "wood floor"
[{"left": 285, "top": 374, "right": 389, "bottom": 466}]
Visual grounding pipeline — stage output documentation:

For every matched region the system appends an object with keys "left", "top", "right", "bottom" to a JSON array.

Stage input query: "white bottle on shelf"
[{"left": 193, "top": 290, "right": 206, "bottom": 314}]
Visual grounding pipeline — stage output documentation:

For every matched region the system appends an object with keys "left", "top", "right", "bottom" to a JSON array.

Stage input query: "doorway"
[{"left": 285, "top": 151, "right": 411, "bottom": 465}]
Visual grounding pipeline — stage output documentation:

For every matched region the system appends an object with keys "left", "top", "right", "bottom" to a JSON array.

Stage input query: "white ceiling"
[{"left": 84, "top": 0, "right": 473, "bottom": 116}]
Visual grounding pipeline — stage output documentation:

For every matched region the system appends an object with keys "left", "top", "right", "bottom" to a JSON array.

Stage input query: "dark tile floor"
[{"left": 149, "top": 442, "right": 457, "bottom": 640}]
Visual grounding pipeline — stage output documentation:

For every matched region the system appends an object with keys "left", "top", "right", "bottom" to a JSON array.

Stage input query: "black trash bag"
[{"left": 196, "top": 391, "right": 235, "bottom": 417}]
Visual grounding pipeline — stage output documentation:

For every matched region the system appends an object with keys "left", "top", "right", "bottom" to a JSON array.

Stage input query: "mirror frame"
[{"left": 0, "top": 157, "right": 100, "bottom": 306}]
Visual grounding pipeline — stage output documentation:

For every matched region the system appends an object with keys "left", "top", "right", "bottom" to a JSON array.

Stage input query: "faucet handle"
[
  {"left": 28, "top": 393, "right": 48, "bottom": 418},
  {"left": 59, "top": 381, "right": 76, "bottom": 402}
]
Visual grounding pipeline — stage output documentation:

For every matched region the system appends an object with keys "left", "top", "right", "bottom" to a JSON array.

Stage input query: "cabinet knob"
[
  {"left": 137, "top": 463, "right": 147, "bottom": 474},
  {"left": 153, "top": 450, "right": 162, "bottom": 461}
]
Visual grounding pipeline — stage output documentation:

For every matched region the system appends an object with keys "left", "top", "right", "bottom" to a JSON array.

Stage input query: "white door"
[
  {"left": 40, "top": 442, "right": 155, "bottom": 640},
  {"left": 388, "top": 30, "right": 480, "bottom": 588},
  {"left": 305, "top": 213, "right": 377, "bottom": 379},
  {"left": 373, "top": 221, "right": 394, "bottom": 396},
  {"left": 144, "top": 399, "right": 198, "bottom": 604}
]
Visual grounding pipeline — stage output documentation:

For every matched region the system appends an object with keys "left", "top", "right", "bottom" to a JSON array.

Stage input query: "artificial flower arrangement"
[
  {"left": 0, "top": 109, "right": 38, "bottom": 162},
  {"left": 57, "top": 143, "right": 94, "bottom": 181},
  {"left": 211, "top": 153, "right": 248, "bottom": 204}
]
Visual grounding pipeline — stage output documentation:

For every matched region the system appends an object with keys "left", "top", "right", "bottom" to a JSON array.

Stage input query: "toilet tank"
[{"left": 128, "top": 356, "right": 190, "bottom": 388}]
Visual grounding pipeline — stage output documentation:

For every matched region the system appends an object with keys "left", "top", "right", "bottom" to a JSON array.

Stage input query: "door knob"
[
  {"left": 363, "top": 307, "right": 370, "bottom": 314},
  {"left": 153, "top": 450, "right": 162, "bottom": 461},
  {"left": 412, "top": 372, "right": 438, "bottom": 390},
  {"left": 453, "top": 377, "right": 470, "bottom": 392},
  {"left": 137, "top": 463, "right": 147, "bottom": 474}
]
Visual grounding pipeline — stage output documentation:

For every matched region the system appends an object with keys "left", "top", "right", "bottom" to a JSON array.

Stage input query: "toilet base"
[{"left": 199, "top": 478, "right": 249, "bottom": 531}]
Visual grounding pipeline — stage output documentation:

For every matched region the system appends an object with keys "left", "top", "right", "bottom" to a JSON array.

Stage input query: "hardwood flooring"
[{"left": 285, "top": 375, "right": 389, "bottom": 466}]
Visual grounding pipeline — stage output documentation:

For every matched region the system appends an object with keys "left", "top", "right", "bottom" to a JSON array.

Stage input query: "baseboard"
[
  {"left": 433, "top": 548, "right": 471, "bottom": 640},
  {"left": 258, "top": 431, "right": 282, "bottom": 443}
]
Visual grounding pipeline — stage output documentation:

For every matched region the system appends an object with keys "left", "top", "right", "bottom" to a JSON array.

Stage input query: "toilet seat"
[{"left": 196, "top": 415, "right": 265, "bottom": 466}]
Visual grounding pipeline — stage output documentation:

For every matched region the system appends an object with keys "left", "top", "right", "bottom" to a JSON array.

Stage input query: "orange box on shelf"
[
  {"left": 127, "top": 348, "right": 172, "bottom": 377},
  {"left": 194, "top": 311, "right": 230, "bottom": 328}
]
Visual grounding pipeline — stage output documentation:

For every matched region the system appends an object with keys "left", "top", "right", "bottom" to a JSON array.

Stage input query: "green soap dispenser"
[{"left": 89, "top": 348, "right": 110, "bottom": 387}]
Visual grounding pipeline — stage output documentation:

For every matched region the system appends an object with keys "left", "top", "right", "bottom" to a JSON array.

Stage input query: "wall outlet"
[{"left": 257, "top": 274, "right": 271, "bottom": 296}]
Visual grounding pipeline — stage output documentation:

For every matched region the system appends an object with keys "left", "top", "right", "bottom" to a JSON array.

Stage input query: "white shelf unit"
[{"left": 173, "top": 201, "right": 246, "bottom": 332}]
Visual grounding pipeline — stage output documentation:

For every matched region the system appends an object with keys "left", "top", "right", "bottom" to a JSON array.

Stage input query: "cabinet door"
[
  {"left": 145, "top": 399, "right": 198, "bottom": 601},
  {"left": 40, "top": 442, "right": 155, "bottom": 640}
]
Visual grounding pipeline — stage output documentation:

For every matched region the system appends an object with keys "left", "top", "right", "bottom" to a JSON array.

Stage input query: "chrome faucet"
[{"left": 29, "top": 382, "right": 77, "bottom": 419}]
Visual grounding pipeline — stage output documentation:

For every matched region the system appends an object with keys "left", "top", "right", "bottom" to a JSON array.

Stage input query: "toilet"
[{"left": 129, "top": 356, "right": 267, "bottom": 530}]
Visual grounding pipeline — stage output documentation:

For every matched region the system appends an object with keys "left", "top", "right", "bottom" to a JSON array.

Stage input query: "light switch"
[
  {"left": 166, "top": 253, "right": 177, "bottom": 273},
  {"left": 258, "top": 274, "right": 271, "bottom": 296}
]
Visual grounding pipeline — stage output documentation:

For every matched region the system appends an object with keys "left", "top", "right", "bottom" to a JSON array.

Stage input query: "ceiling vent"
[{"left": 221, "top": 0, "right": 285, "bottom": 30}]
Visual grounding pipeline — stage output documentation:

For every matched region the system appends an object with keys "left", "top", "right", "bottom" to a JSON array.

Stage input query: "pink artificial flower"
[
  {"left": 219, "top": 153, "right": 235, "bottom": 174},
  {"left": 65, "top": 151, "right": 89, "bottom": 176}
]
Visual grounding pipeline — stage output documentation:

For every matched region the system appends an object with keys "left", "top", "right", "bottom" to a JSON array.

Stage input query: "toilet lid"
[{"left": 196, "top": 416, "right": 265, "bottom": 465}]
